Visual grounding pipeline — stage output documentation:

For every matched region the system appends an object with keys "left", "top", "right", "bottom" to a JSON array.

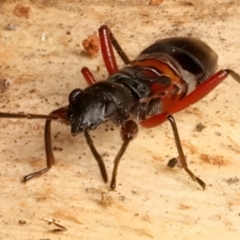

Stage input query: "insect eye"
[{"left": 69, "top": 89, "right": 83, "bottom": 103}]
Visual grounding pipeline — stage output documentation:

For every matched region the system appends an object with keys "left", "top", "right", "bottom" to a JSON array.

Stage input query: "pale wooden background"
[{"left": 0, "top": 0, "right": 240, "bottom": 239}]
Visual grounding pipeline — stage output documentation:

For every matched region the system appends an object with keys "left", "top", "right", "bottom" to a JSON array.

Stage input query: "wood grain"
[{"left": 0, "top": 1, "right": 240, "bottom": 239}]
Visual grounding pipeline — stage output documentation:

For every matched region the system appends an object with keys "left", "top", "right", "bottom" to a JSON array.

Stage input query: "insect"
[{"left": 1, "top": 25, "right": 240, "bottom": 190}]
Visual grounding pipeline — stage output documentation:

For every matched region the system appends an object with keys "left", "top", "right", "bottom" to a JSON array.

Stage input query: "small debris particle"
[
  {"left": 167, "top": 158, "right": 178, "bottom": 168},
  {"left": 179, "top": 203, "right": 190, "bottom": 210},
  {"left": 149, "top": 0, "right": 164, "bottom": 5},
  {"left": 50, "top": 219, "right": 67, "bottom": 232},
  {"left": 132, "top": 190, "right": 140, "bottom": 195},
  {"left": 53, "top": 146, "right": 63, "bottom": 151},
  {"left": 42, "top": 219, "right": 67, "bottom": 233},
  {"left": 96, "top": 65, "right": 100, "bottom": 72},
  {"left": 200, "top": 154, "right": 228, "bottom": 166},
  {"left": 102, "top": 152, "right": 109, "bottom": 157},
  {"left": 0, "top": 78, "right": 13, "bottom": 93},
  {"left": 29, "top": 89, "right": 36, "bottom": 94},
  {"left": 5, "top": 78, "right": 13, "bottom": 87},
  {"left": 18, "top": 220, "right": 26, "bottom": 225},
  {"left": 215, "top": 131, "right": 221, "bottom": 136},
  {"left": 225, "top": 177, "right": 240, "bottom": 185},
  {"left": 41, "top": 33, "right": 48, "bottom": 41},
  {"left": 82, "top": 34, "right": 100, "bottom": 57},
  {"left": 5, "top": 23, "right": 17, "bottom": 31},
  {"left": 143, "top": 214, "right": 150, "bottom": 222},
  {"left": 100, "top": 192, "right": 113, "bottom": 207},
  {"left": 119, "top": 195, "right": 125, "bottom": 201},
  {"left": 85, "top": 187, "right": 99, "bottom": 194},
  {"left": 194, "top": 122, "right": 206, "bottom": 132},
  {"left": 54, "top": 131, "right": 61, "bottom": 139},
  {"left": 14, "top": 3, "right": 30, "bottom": 18},
  {"left": 181, "top": 1, "right": 194, "bottom": 6}
]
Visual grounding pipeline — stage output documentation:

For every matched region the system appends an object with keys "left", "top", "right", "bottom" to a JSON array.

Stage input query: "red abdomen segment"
[
  {"left": 126, "top": 37, "right": 220, "bottom": 128},
  {"left": 141, "top": 70, "right": 230, "bottom": 128},
  {"left": 129, "top": 58, "right": 188, "bottom": 113}
]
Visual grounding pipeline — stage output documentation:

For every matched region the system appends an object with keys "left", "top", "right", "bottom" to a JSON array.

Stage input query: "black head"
[{"left": 67, "top": 88, "right": 117, "bottom": 136}]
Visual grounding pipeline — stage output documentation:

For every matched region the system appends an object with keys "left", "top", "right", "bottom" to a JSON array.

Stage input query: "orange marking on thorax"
[
  {"left": 130, "top": 59, "right": 188, "bottom": 114},
  {"left": 131, "top": 59, "right": 181, "bottom": 84}
]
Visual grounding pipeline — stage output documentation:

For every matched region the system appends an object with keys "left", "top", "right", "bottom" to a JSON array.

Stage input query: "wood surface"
[{"left": 0, "top": 1, "right": 240, "bottom": 239}]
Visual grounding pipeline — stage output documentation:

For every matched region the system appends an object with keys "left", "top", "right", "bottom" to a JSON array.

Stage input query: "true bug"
[{"left": 1, "top": 25, "right": 240, "bottom": 190}]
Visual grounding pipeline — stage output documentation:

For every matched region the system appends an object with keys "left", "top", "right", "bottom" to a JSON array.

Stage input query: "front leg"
[
  {"left": 22, "top": 107, "right": 68, "bottom": 182},
  {"left": 110, "top": 120, "right": 138, "bottom": 189},
  {"left": 84, "top": 130, "right": 108, "bottom": 183},
  {"left": 22, "top": 119, "right": 54, "bottom": 181}
]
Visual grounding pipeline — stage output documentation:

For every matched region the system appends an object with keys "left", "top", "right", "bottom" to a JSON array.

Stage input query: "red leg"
[
  {"left": 81, "top": 67, "right": 97, "bottom": 86},
  {"left": 142, "top": 69, "right": 240, "bottom": 128},
  {"left": 141, "top": 111, "right": 168, "bottom": 128},
  {"left": 82, "top": 25, "right": 130, "bottom": 83},
  {"left": 99, "top": 25, "right": 131, "bottom": 75},
  {"left": 99, "top": 25, "right": 118, "bottom": 75}
]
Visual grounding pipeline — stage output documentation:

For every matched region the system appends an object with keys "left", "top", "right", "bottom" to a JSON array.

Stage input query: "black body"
[{"left": 68, "top": 37, "right": 218, "bottom": 135}]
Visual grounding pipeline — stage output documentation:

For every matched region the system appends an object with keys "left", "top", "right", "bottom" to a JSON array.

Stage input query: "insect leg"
[
  {"left": 81, "top": 25, "right": 131, "bottom": 84},
  {"left": 23, "top": 107, "right": 70, "bottom": 181},
  {"left": 141, "top": 69, "right": 240, "bottom": 128},
  {"left": 99, "top": 25, "right": 130, "bottom": 75},
  {"left": 168, "top": 69, "right": 240, "bottom": 114},
  {"left": 167, "top": 115, "right": 206, "bottom": 189},
  {"left": 110, "top": 120, "right": 138, "bottom": 189},
  {"left": 23, "top": 119, "right": 54, "bottom": 181},
  {"left": 81, "top": 67, "right": 97, "bottom": 85},
  {"left": 0, "top": 112, "right": 57, "bottom": 121},
  {"left": 84, "top": 130, "right": 108, "bottom": 183},
  {"left": 0, "top": 112, "right": 58, "bottom": 181}
]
